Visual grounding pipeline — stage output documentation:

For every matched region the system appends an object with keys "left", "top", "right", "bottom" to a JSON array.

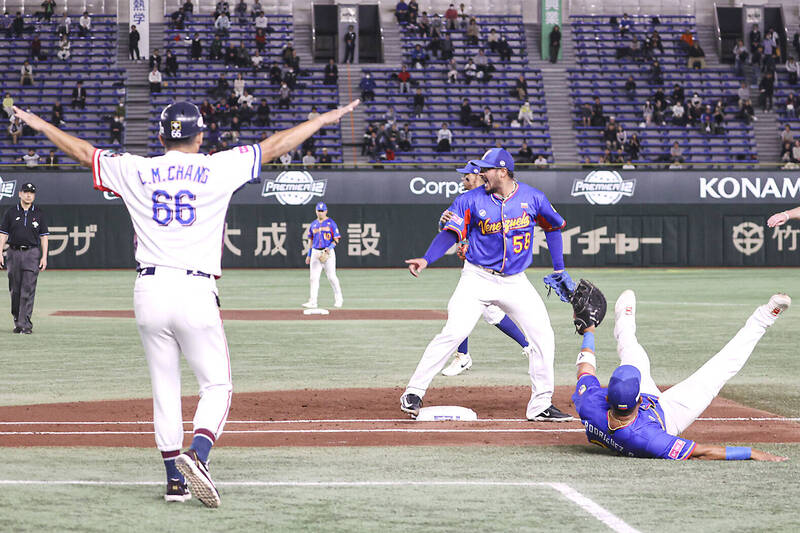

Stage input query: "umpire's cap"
[
  {"left": 473, "top": 147, "right": 515, "bottom": 172},
  {"left": 456, "top": 160, "right": 482, "bottom": 174},
  {"left": 607, "top": 365, "right": 641, "bottom": 411},
  {"left": 159, "top": 101, "right": 206, "bottom": 140}
]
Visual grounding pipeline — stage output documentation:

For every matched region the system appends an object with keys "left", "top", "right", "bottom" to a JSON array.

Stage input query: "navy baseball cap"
[
  {"left": 21, "top": 182, "right": 36, "bottom": 193},
  {"left": 316, "top": 202, "right": 327, "bottom": 211},
  {"left": 456, "top": 160, "right": 482, "bottom": 174},
  {"left": 607, "top": 365, "right": 641, "bottom": 411},
  {"left": 473, "top": 147, "right": 515, "bottom": 172}
]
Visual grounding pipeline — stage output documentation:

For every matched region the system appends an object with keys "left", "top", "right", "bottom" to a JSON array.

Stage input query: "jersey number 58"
[
  {"left": 152, "top": 189, "right": 196, "bottom": 226},
  {"left": 512, "top": 232, "right": 531, "bottom": 254}
]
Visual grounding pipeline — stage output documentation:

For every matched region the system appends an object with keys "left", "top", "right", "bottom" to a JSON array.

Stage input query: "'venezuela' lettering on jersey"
[
  {"left": 572, "top": 374, "right": 696, "bottom": 460},
  {"left": 308, "top": 218, "right": 340, "bottom": 249},
  {"left": 442, "top": 182, "right": 565, "bottom": 275},
  {"left": 91, "top": 145, "right": 261, "bottom": 276}
]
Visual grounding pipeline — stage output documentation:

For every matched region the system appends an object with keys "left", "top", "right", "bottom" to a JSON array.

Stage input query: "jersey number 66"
[{"left": 152, "top": 189, "right": 197, "bottom": 226}]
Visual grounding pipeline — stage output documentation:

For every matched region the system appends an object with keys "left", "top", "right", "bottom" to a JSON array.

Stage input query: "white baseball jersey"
[{"left": 91, "top": 146, "right": 261, "bottom": 276}]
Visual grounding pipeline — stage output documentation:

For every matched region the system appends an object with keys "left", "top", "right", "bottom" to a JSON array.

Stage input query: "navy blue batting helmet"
[{"left": 159, "top": 101, "right": 206, "bottom": 140}]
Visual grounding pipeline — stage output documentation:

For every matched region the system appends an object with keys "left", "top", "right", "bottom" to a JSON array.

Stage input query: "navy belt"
[
  {"left": 479, "top": 265, "right": 508, "bottom": 277},
  {"left": 9, "top": 244, "right": 36, "bottom": 250},
  {"left": 136, "top": 266, "right": 212, "bottom": 278}
]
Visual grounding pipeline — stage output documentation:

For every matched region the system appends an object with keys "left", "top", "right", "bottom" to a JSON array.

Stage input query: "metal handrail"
[{"left": 712, "top": 2, "right": 722, "bottom": 59}]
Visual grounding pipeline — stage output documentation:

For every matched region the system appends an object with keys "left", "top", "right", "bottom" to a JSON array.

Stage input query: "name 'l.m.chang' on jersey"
[
  {"left": 442, "top": 182, "right": 566, "bottom": 275},
  {"left": 91, "top": 145, "right": 261, "bottom": 277}
]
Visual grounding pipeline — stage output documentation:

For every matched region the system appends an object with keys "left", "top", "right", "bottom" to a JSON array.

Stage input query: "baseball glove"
[
  {"left": 569, "top": 279, "right": 607, "bottom": 334},
  {"left": 543, "top": 270, "right": 576, "bottom": 303},
  {"left": 319, "top": 249, "right": 330, "bottom": 263}
]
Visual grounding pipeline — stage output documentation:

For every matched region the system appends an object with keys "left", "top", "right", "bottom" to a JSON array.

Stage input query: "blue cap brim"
[{"left": 472, "top": 160, "right": 496, "bottom": 168}]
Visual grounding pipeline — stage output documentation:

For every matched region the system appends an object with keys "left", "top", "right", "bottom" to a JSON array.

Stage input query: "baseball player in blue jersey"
[
  {"left": 302, "top": 201, "right": 343, "bottom": 309},
  {"left": 440, "top": 160, "right": 531, "bottom": 377},
  {"left": 571, "top": 289, "right": 789, "bottom": 461},
  {"left": 402, "top": 148, "right": 575, "bottom": 421}
]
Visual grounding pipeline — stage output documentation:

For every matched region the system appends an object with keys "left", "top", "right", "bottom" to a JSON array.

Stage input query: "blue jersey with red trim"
[
  {"left": 308, "top": 218, "right": 340, "bottom": 249},
  {"left": 441, "top": 182, "right": 565, "bottom": 275},
  {"left": 571, "top": 374, "right": 696, "bottom": 459}
]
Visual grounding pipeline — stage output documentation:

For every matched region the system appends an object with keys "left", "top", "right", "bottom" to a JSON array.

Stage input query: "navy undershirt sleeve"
[
  {"left": 422, "top": 230, "right": 459, "bottom": 266},
  {"left": 545, "top": 229, "right": 565, "bottom": 271}
]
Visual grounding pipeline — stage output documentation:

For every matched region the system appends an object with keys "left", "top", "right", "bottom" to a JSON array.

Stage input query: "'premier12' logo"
[
  {"left": 261, "top": 171, "right": 327, "bottom": 205},
  {"left": 571, "top": 171, "right": 636, "bottom": 205},
  {"left": 0, "top": 176, "right": 17, "bottom": 200}
]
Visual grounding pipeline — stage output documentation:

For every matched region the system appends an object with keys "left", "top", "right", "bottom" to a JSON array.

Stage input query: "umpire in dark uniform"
[{"left": 0, "top": 183, "right": 49, "bottom": 334}]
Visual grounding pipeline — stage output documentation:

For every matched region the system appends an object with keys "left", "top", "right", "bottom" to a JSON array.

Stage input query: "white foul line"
[
  {"left": 0, "top": 479, "right": 639, "bottom": 532},
  {"left": 0, "top": 428, "right": 585, "bottom": 436}
]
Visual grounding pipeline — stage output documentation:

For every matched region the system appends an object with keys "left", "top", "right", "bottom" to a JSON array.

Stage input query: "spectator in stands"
[
  {"left": 30, "top": 35, "right": 43, "bottom": 62},
  {"left": 699, "top": 105, "right": 714, "bottom": 134},
  {"left": 618, "top": 13, "right": 632, "bottom": 36},
  {"left": 792, "top": 140, "right": 800, "bottom": 163},
  {"left": 254, "top": 9, "right": 267, "bottom": 31},
  {"left": 233, "top": 73, "right": 246, "bottom": 97},
  {"left": 411, "top": 44, "right": 428, "bottom": 68},
  {"left": 287, "top": 49, "right": 300, "bottom": 71},
  {"left": 785, "top": 57, "right": 800, "bottom": 86},
  {"left": 784, "top": 93, "right": 799, "bottom": 118},
  {"left": 647, "top": 31, "right": 664, "bottom": 54},
  {"left": 669, "top": 142, "right": 684, "bottom": 168},
  {"left": 8, "top": 117, "right": 24, "bottom": 144},
  {"left": 344, "top": 25, "right": 356, "bottom": 63},
  {"left": 188, "top": 32, "right": 202, "bottom": 60},
  {"left": 359, "top": 73, "right": 376, "bottom": 101},
  {"left": 463, "top": 57, "right": 477, "bottom": 84},
  {"left": 653, "top": 87, "right": 667, "bottom": 109},
  {"left": 534, "top": 154, "right": 548, "bottom": 168},
  {"left": 549, "top": 24, "right": 561, "bottom": 63},
  {"left": 169, "top": 8, "right": 186, "bottom": 29},
  {"left": 781, "top": 141, "right": 794, "bottom": 166},
  {"left": 487, "top": 29, "right": 500, "bottom": 53},
  {"left": 407, "top": 0, "right": 419, "bottom": 24},
  {"left": 397, "top": 64, "right": 411, "bottom": 93},
  {"left": 384, "top": 106, "right": 397, "bottom": 128},
  {"left": 255, "top": 28, "right": 266, "bottom": 54},
  {"left": 324, "top": 58, "right": 338, "bottom": 85},
  {"left": 209, "top": 73, "right": 229, "bottom": 99},
  {"left": 688, "top": 42, "right": 706, "bottom": 69},
  {"left": 56, "top": 34, "right": 70, "bottom": 61},
  {"left": 459, "top": 98, "right": 473, "bottom": 125},
  {"left": 302, "top": 150, "right": 316, "bottom": 169},
  {"left": 473, "top": 48, "right": 493, "bottom": 81},
  {"left": 737, "top": 81, "right": 750, "bottom": 109},
  {"left": 18, "top": 148, "right": 40, "bottom": 168},
  {"left": 653, "top": 100, "right": 667, "bottom": 126},
  {"left": 759, "top": 71, "right": 775, "bottom": 111},
  {"left": 199, "top": 99, "right": 214, "bottom": 124},
  {"left": 209, "top": 35, "right": 223, "bottom": 60},
  {"left": 237, "top": 43, "right": 252, "bottom": 68},
  {"left": 436, "top": 122, "right": 453, "bottom": 152},
  {"left": 623, "top": 76, "right": 636, "bottom": 100},
  {"left": 398, "top": 123, "right": 412, "bottom": 152},
  {"left": 750, "top": 44, "right": 764, "bottom": 85},
  {"left": 678, "top": 28, "right": 694, "bottom": 54},
  {"left": 649, "top": 60, "right": 663, "bottom": 85},
  {"left": 251, "top": 49, "right": 264, "bottom": 71},
  {"left": 781, "top": 124, "right": 793, "bottom": 146},
  {"left": 445, "top": 58, "right": 458, "bottom": 83},
  {"left": 148, "top": 67, "right": 162, "bottom": 93},
  {"left": 794, "top": 26, "right": 800, "bottom": 58},
  {"left": 733, "top": 39, "right": 748, "bottom": 77},
  {"left": 12, "top": 12, "right": 25, "bottom": 38},
  {"left": 518, "top": 101, "right": 534, "bottom": 127},
  {"left": 249, "top": 0, "right": 261, "bottom": 18},
  {"left": 255, "top": 98, "right": 270, "bottom": 127},
  {"left": 480, "top": 106, "right": 493, "bottom": 132},
  {"left": 749, "top": 24, "right": 761, "bottom": 55},
  {"left": 224, "top": 43, "right": 237, "bottom": 67},
  {"left": 50, "top": 101, "right": 65, "bottom": 125},
  {"left": 149, "top": 48, "right": 162, "bottom": 71},
  {"left": 417, "top": 12, "right": 430, "bottom": 37},
  {"left": 712, "top": 101, "right": 726, "bottom": 134},
  {"left": 129, "top": 25, "right": 141, "bottom": 61},
  {"left": 44, "top": 150, "right": 59, "bottom": 167},
  {"left": 395, "top": 1, "right": 409, "bottom": 24},
  {"left": 580, "top": 103, "right": 592, "bottom": 127},
  {"left": 670, "top": 83, "right": 685, "bottom": 106},
  {"left": 234, "top": 0, "right": 248, "bottom": 24},
  {"left": 3, "top": 93, "right": 15, "bottom": 118},
  {"left": 278, "top": 82, "right": 291, "bottom": 109},
  {"left": 513, "top": 73, "right": 528, "bottom": 100},
  {"left": 642, "top": 100, "right": 654, "bottom": 126},
  {"left": 603, "top": 118, "right": 617, "bottom": 147},
  {"left": 40, "top": 0, "right": 56, "bottom": 22},
  {"left": 497, "top": 35, "right": 513, "bottom": 62},
  {"left": 591, "top": 96, "right": 605, "bottom": 126},
  {"left": 318, "top": 147, "right": 332, "bottom": 166},
  {"left": 442, "top": 4, "right": 457, "bottom": 30},
  {"left": 441, "top": 34, "right": 455, "bottom": 61},
  {"left": 165, "top": 50, "right": 179, "bottom": 77},
  {"left": 413, "top": 88, "right": 425, "bottom": 118},
  {"left": 215, "top": 11, "right": 231, "bottom": 37},
  {"left": 625, "top": 133, "right": 641, "bottom": 160},
  {"left": 269, "top": 62, "right": 282, "bottom": 85},
  {"left": 20, "top": 61, "right": 34, "bottom": 86},
  {"left": 280, "top": 43, "right": 294, "bottom": 66},
  {"left": 215, "top": 1, "right": 230, "bottom": 17},
  {"left": 465, "top": 18, "right": 480, "bottom": 46},
  {"left": 78, "top": 11, "right": 91, "bottom": 38},
  {"left": 283, "top": 67, "right": 297, "bottom": 90},
  {"left": 762, "top": 29, "right": 776, "bottom": 58},
  {"left": 512, "top": 142, "right": 531, "bottom": 164},
  {"left": 110, "top": 116, "right": 123, "bottom": 145},
  {"left": 671, "top": 99, "right": 686, "bottom": 126}
]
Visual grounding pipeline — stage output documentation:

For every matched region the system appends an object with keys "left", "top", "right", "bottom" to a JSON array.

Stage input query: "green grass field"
[{"left": 1, "top": 268, "right": 799, "bottom": 531}]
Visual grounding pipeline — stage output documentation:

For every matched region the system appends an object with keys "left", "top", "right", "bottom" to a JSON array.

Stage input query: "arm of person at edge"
[
  {"left": 0, "top": 232, "right": 7, "bottom": 268},
  {"left": 305, "top": 238, "right": 312, "bottom": 264},
  {"left": 767, "top": 206, "right": 800, "bottom": 227},
  {"left": 12, "top": 100, "right": 360, "bottom": 168},
  {"left": 39, "top": 235, "right": 48, "bottom": 271},
  {"left": 574, "top": 326, "right": 787, "bottom": 462}
]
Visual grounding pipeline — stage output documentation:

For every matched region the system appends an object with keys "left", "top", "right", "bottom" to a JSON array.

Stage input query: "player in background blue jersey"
[
  {"left": 440, "top": 160, "right": 532, "bottom": 377},
  {"left": 302, "top": 202, "right": 343, "bottom": 309},
  {"left": 572, "top": 289, "right": 789, "bottom": 461},
  {"left": 401, "top": 148, "right": 574, "bottom": 421}
]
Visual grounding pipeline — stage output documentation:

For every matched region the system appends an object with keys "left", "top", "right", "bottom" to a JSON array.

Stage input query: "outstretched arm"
[
  {"left": 767, "top": 206, "right": 800, "bottom": 227},
  {"left": 405, "top": 229, "right": 459, "bottom": 277},
  {"left": 690, "top": 443, "right": 787, "bottom": 462},
  {"left": 259, "top": 99, "right": 359, "bottom": 162},
  {"left": 576, "top": 325, "right": 596, "bottom": 378},
  {"left": 12, "top": 106, "right": 95, "bottom": 167}
]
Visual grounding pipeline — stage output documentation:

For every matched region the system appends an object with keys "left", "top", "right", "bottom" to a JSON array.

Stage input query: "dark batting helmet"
[{"left": 158, "top": 101, "right": 206, "bottom": 140}]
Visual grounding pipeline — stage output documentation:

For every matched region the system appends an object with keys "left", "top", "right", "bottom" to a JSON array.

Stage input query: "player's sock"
[
  {"left": 495, "top": 315, "right": 528, "bottom": 347},
  {"left": 457, "top": 338, "right": 468, "bottom": 354},
  {"left": 190, "top": 429, "right": 215, "bottom": 464},
  {"left": 161, "top": 450, "right": 185, "bottom": 483}
]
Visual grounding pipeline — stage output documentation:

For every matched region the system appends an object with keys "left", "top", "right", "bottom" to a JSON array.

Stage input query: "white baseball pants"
[
  {"left": 615, "top": 304, "right": 776, "bottom": 436},
  {"left": 405, "top": 262, "right": 555, "bottom": 417},
  {"left": 134, "top": 266, "right": 232, "bottom": 452},
  {"left": 308, "top": 248, "right": 342, "bottom": 306}
]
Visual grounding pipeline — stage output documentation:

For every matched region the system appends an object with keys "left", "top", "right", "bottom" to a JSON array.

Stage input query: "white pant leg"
[
  {"left": 482, "top": 304, "right": 506, "bottom": 326},
  {"left": 405, "top": 267, "right": 486, "bottom": 397},
  {"left": 659, "top": 310, "right": 771, "bottom": 435},
  {"left": 134, "top": 275, "right": 186, "bottom": 452},
  {"left": 322, "top": 250, "right": 343, "bottom": 302},
  {"left": 491, "top": 270, "right": 555, "bottom": 417},
  {"left": 614, "top": 324, "right": 661, "bottom": 397},
  {"left": 172, "top": 278, "right": 232, "bottom": 440},
  {"left": 308, "top": 249, "right": 323, "bottom": 304}
]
